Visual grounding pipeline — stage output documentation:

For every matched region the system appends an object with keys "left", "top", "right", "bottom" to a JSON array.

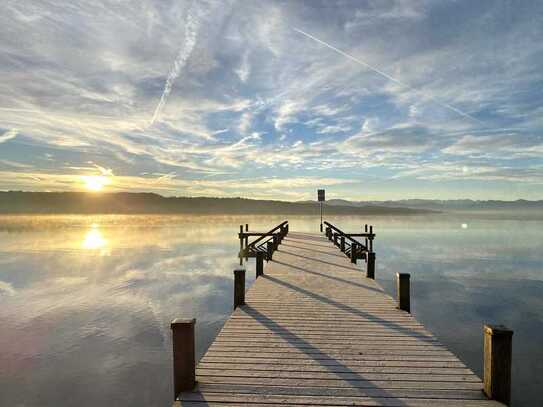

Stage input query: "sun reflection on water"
[{"left": 82, "top": 224, "right": 108, "bottom": 252}]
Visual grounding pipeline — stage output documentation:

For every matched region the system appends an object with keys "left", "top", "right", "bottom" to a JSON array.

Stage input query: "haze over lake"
[{"left": 0, "top": 213, "right": 541, "bottom": 406}]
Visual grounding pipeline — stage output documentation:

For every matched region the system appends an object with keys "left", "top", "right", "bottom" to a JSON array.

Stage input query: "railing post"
[
  {"left": 367, "top": 252, "right": 375, "bottom": 279},
  {"left": 256, "top": 252, "right": 264, "bottom": 277},
  {"left": 239, "top": 225, "right": 243, "bottom": 265},
  {"left": 351, "top": 243, "right": 357, "bottom": 263},
  {"left": 267, "top": 240, "right": 273, "bottom": 261},
  {"left": 396, "top": 273, "right": 410, "bottom": 312},
  {"left": 484, "top": 325, "right": 513, "bottom": 405},
  {"left": 233, "top": 268, "right": 245, "bottom": 309},
  {"left": 369, "top": 225, "right": 374, "bottom": 252},
  {"left": 285, "top": 223, "right": 289, "bottom": 234},
  {"left": 326, "top": 227, "right": 331, "bottom": 240},
  {"left": 171, "top": 318, "right": 196, "bottom": 399},
  {"left": 244, "top": 224, "right": 249, "bottom": 260},
  {"left": 340, "top": 236, "right": 345, "bottom": 252},
  {"left": 364, "top": 224, "right": 368, "bottom": 261},
  {"left": 273, "top": 234, "right": 278, "bottom": 250}
]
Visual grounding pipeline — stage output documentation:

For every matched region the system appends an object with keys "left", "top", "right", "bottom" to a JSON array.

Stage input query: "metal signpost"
[{"left": 317, "top": 189, "right": 325, "bottom": 232}]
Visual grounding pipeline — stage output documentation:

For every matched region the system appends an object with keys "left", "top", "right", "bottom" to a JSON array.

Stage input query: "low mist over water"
[{"left": 1, "top": 214, "right": 542, "bottom": 406}]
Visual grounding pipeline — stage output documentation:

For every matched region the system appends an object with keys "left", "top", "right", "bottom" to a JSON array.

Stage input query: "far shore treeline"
[{"left": 0, "top": 191, "right": 432, "bottom": 215}]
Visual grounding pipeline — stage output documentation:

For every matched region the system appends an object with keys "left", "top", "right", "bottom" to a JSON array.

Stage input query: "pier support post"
[
  {"left": 351, "top": 243, "right": 357, "bottom": 263},
  {"left": 256, "top": 252, "right": 264, "bottom": 277},
  {"left": 366, "top": 252, "right": 375, "bottom": 279},
  {"left": 340, "top": 236, "right": 345, "bottom": 252},
  {"left": 267, "top": 241, "right": 273, "bottom": 261},
  {"left": 396, "top": 273, "right": 410, "bottom": 312},
  {"left": 483, "top": 325, "right": 513, "bottom": 405},
  {"left": 233, "top": 268, "right": 245, "bottom": 309},
  {"left": 171, "top": 318, "right": 196, "bottom": 399}
]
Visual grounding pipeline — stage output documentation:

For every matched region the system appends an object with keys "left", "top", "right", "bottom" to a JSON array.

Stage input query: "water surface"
[{"left": 0, "top": 214, "right": 541, "bottom": 406}]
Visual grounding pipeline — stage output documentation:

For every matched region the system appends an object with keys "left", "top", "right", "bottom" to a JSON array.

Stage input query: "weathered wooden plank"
[
  {"left": 198, "top": 376, "right": 484, "bottom": 390},
  {"left": 199, "top": 357, "right": 467, "bottom": 368},
  {"left": 197, "top": 362, "right": 474, "bottom": 374},
  {"left": 196, "top": 369, "right": 481, "bottom": 383},
  {"left": 191, "top": 383, "right": 489, "bottom": 399},
  {"left": 178, "top": 390, "right": 504, "bottom": 405}
]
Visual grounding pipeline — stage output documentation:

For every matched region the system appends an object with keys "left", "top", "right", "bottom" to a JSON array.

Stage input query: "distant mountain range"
[
  {"left": 319, "top": 198, "right": 543, "bottom": 211},
  {"left": 0, "top": 191, "right": 431, "bottom": 215}
]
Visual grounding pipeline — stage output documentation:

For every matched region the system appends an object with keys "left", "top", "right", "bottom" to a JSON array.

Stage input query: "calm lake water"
[{"left": 0, "top": 214, "right": 542, "bottom": 406}]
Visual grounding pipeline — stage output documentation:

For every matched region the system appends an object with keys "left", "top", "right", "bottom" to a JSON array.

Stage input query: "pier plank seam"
[{"left": 176, "top": 232, "right": 505, "bottom": 406}]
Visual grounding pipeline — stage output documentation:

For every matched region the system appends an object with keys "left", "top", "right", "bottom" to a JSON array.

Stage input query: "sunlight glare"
[
  {"left": 83, "top": 224, "right": 108, "bottom": 250},
  {"left": 82, "top": 175, "right": 110, "bottom": 192}
]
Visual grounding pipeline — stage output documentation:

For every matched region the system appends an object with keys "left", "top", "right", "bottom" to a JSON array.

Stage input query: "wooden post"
[
  {"left": 244, "top": 224, "right": 249, "bottom": 260},
  {"left": 267, "top": 240, "right": 273, "bottom": 261},
  {"left": 273, "top": 234, "right": 278, "bottom": 250},
  {"left": 351, "top": 243, "right": 357, "bottom": 263},
  {"left": 326, "top": 227, "right": 331, "bottom": 240},
  {"left": 484, "top": 325, "right": 513, "bottom": 405},
  {"left": 171, "top": 318, "right": 196, "bottom": 399},
  {"left": 239, "top": 225, "right": 243, "bottom": 265},
  {"left": 364, "top": 224, "right": 368, "bottom": 260},
  {"left": 285, "top": 223, "right": 289, "bottom": 234},
  {"left": 233, "top": 268, "right": 245, "bottom": 309},
  {"left": 256, "top": 252, "right": 264, "bottom": 277},
  {"left": 367, "top": 252, "right": 375, "bottom": 279},
  {"left": 340, "top": 236, "right": 345, "bottom": 252},
  {"left": 396, "top": 273, "right": 410, "bottom": 312},
  {"left": 369, "top": 225, "right": 374, "bottom": 252}
]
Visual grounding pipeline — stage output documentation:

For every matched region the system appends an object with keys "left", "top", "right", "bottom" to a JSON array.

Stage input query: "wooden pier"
[{"left": 171, "top": 222, "right": 512, "bottom": 406}]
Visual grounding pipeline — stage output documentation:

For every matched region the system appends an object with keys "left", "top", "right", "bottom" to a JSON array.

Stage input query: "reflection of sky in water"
[{"left": 0, "top": 214, "right": 542, "bottom": 406}]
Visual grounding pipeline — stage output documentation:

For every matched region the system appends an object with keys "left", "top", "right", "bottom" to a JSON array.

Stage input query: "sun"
[{"left": 82, "top": 175, "right": 110, "bottom": 192}]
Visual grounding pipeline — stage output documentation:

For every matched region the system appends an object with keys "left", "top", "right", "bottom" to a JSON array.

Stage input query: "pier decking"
[{"left": 175, "top": 231, "right": 505, "bottom": 406}]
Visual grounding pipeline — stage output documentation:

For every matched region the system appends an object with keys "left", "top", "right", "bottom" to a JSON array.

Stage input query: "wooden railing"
[
  {"left": 238, "top": 221, "right": 289, "bottom": 265},
  {"left": 323, "top": 221, "right": 376, "bottom": 278}
]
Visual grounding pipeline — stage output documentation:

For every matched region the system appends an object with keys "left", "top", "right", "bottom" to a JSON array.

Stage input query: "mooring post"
[
  {"left": 483, "top": 324, "right": 513, "bottom": 405},
  {"left": 267, "top": 240, "right": 273, "bottom": 261},
  {"left": 340, "top": 236, "right": 345, "bottom": 252},
  {"left": 351, "top": 243, "right": 357, "bottom": 263},
  {"left": 233, "top": 268, "right": 245, "bottom": 309},
  {"left": 256, "top": 251, "right": 264, "bottom": 277},
  {"left": 171, "top": 318, "right": 196, "bottom": 399},
  {"left": 396, "top": 273, "right": 410, "bottom": 312},
  {"left": 367, "top": 252, "right": 376, "bottom": 279}
]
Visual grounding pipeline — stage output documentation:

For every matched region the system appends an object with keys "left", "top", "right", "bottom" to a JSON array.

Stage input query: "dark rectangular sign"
[{"left": 317, "top": 189, "right": 325, "bottom": 202}]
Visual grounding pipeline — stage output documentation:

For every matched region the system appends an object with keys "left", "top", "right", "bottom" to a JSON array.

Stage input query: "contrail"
[
  {"left": 293, "top": 28, "right": 484, "bottom": 125},
  {"left": 150, "top": 4, "right": 201, "bottom": 125}
]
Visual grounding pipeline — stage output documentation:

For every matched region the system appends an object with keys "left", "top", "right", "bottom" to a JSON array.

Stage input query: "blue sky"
[{"left": 1, "top": 0, "right": 542, "bottom": 200}]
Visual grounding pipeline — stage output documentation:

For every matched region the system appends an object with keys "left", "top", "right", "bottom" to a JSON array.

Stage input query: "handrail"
[
  {"left": 238, "top": 220, "right": 289, "bottom": 263},
  {"left": 323, "top": 221, "right": 376, "bottom": 262},
  {"left": 243, "top": 220, "right": 288, "bottom": 250}
]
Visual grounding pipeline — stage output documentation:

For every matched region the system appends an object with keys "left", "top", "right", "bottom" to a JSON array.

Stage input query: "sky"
[{"left": 0, "top": 0, "right": 542, "bottom": 201}]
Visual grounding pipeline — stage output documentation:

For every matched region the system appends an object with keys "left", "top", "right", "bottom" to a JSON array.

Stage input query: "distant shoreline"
[{"left": 0, "top": 191, "right": 434, "bottom": 216}]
